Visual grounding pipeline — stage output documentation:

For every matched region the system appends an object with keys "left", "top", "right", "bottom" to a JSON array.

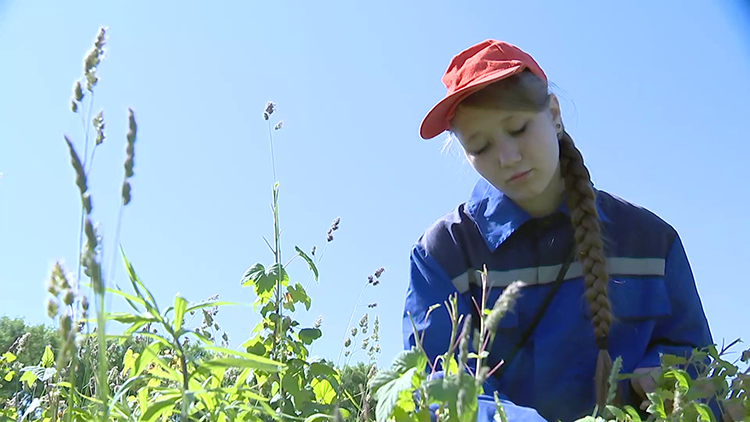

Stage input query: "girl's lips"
[{"left": 508, "top": 169, "right": 532, "bottom": 182}]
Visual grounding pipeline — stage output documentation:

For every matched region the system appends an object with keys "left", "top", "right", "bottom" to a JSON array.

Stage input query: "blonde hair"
[{"left": 450, "top": 71, "right": 615, "bottom": 408}]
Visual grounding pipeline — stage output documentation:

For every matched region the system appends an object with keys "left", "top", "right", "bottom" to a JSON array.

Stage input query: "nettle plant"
[{"left": 368, "top": 269, "right": 749, "bottom": 422}]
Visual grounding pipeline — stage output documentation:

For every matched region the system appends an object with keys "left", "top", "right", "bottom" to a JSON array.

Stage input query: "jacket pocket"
[
  {"left": 608, "top": 277, "right": 672, "bottom": 320},
  {"left": 580, "top": 277, "right": 672, "bottom": 320}
]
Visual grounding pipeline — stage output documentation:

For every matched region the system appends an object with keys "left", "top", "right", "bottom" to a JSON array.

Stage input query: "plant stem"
[{"left": 95, "top": 293, "right": 109, "bottom": 422}]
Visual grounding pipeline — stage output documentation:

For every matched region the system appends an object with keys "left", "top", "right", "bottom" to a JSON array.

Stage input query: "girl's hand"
[{"left": 631, "top": 366, "right": 660, "bottom": 400}]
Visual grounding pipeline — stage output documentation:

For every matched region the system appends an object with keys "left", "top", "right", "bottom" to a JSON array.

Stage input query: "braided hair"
[{"left": 450, "top": 71, "right": 614, "bottom": 407}]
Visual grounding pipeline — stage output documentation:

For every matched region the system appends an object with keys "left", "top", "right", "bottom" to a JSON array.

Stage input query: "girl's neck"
[{"left": 515, "top": 166, "right": 566, "bottom": 218}]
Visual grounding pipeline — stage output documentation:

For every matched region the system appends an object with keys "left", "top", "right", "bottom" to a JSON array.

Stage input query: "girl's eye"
[
  {"left": 508, "top": 123, "right": 528, "bottom": 137},
  {"left": 471, "top": 144, "right": 489, "bottom": 155}
]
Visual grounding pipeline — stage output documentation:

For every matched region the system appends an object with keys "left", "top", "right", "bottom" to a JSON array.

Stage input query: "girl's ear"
[{"left": 548, "top": 93, "right": 562, "bottom": 127}]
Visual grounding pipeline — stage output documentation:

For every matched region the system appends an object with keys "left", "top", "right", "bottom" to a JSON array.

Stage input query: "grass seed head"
[
  {"left": 62, "top": 289, "right": 75, "bottom": 306},
  {"left": 274, "top": 121, "right": 284, "bottom": 130},
  {"left": 485, "top": 281, "right": 525, "bottom": 333},
  {"left": 65, "top": 135, "right": 88, "bottom": 198},
  {"left": 47, "top": 297, "right": 59, "bottom": 319}
]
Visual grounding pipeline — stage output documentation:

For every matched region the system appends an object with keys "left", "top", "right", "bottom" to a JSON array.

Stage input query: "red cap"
[{"left": 419, "top": 40, "right": 547, "bottom": 140}]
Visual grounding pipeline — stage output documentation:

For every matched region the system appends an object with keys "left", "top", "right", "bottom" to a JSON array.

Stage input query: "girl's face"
[{"left": 450, "top": 94, "right": 565, "bottom": 216}]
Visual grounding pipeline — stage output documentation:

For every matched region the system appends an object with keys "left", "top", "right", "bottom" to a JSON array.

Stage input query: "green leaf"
[
  {"left": 295, "top": 246, "right": 319, "bottom": 282},
  {"left": 299, "top": 328, "right": 322, "bottom": 345},
  {"left": 141, "top": 393, "right": 181, "bottom": 422},
  {"left": 692, "top": 403, "right": 715, "bottom": 422},
  {"left": 107, "top": 312, "right": 158, "bottom": 324},
  {"left": 373, "top": 367, "right": 418, "bottom": 422},
  {"left": 40, "top": 345, "right": 54, "bottom": 368},
  {"left": 2, "top": 352, "right": 16, "bottom": 363},
  {"left": 266, "top": 263, "right": 289, "bottom": 287},
  {"left": 660, "top": 354, "right": 687, "bottom": 367},
  {"left": 664, "top": 368, "right": 691, "bottom": 392},
  {"left": 645, "top": 391, "right": 667, "bottom": 419},
  {"left": 392, "top": 346, "right": 428, "bottom": 374},
  {"left": 19, "top": 367, "right": 38, "bottom": 387},
  {"left": 201, "top": 345, "right": 284, "bottom": 372},
  {"left": 623, "top": 405, "right": 642, "bottom": 422},
  {"left": 121, "top": 348, "right": 137, "bottom": 378},
  {"left": 309, "top": 362, "right": 338, "bottom": 379},
  {"left": 241, "top": 263, "right": 266, "bottom": 287},
  {"left": 172, "top": 294, "right": 188, "bottom": 332},
  {"left": 3, "top": 370, "right": 14, "bottom": 382},
  {"left": 289, "top": 283, "right": 312, "bottom": 311},
  {"left": 605, "top": 405, "right": 626, "bottom": 421},
  {"left": 120, "top": 246, "right": 163, "bottom": 319},
  {"left": 311, "top": 378, "right": 337, "bottom": 405},
  {"left": 424, "top": 377, "right": 459, "bottom": 402},
  {"left": 134, "top": 340, "right": 163, "bottom": 377},
  {"left": 185, "top": 300, "right": 238, "bottom": 314},
  {"left": 203, "top": 357, "right": 282, "bottom": 372}
]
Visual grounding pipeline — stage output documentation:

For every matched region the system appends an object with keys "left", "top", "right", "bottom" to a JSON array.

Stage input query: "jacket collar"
[{"left": 465, "top": 177, "right": 610, "bottom": 252}]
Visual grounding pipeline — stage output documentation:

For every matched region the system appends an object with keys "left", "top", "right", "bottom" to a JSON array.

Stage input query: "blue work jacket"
[{"left": 402, "top": 178, "right": 714, "bottom": 422}]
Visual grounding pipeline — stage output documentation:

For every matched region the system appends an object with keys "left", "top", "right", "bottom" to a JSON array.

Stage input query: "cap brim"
[{"left": 419, "top": 64, "right": 526, "bottom": 140}]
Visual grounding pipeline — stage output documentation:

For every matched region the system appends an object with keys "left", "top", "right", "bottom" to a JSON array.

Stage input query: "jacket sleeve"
[
  {"left": 637, "top": 233, "right": 714, "bottom": 369},
  {"left": 404, "top": 243, "right": 548, "bottom": 422}
]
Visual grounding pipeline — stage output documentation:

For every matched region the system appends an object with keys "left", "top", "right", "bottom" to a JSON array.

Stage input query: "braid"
[{"left": 558, "top": 129, "right": 616, "bottom": 407}]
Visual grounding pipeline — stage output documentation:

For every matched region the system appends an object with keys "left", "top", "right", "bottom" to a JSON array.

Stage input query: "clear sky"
[{"left": 1, "top": 0, "right": 750, "bottom": 369}]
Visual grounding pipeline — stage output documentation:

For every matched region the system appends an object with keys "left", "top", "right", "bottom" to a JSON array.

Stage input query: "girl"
[{"left": 402, "top": 39, "right": 714, "bottom": 422}]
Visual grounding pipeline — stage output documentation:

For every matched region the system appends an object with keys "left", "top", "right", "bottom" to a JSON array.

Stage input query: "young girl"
[{"left": 402, "top": 39, "right": 714, "bottom": 422}]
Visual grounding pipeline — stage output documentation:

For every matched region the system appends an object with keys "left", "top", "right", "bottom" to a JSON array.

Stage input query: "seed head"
[
  {"left": 374, "top": 267, "right": 385, "bottom": 278},
  {"left": 264, "top": 101, "right": 275, "bottom": 117},
  {"left": 351, "top": 327, "right": 358, "bottom": 337},
  {"left": 274, "top": 121, "right": 284, "bottom": 130},
  {"left": 60, "top": 313, "right": 73, "bottom": 339},
  {"left": 485, "top": 281, "right": 525, "bottom": 333},
  {"left": 93, "top": 110, "right": 105, "bottom": 145},
  {"left": 310, "top": 246, "right": 316, "bottom": 256},
  {"left": 313, "top": 315, "right": 322, "bottom": 329},
  {"left": 367, "top": 303, "right": 377, "bottom": 308},
  {"left": 47, "top": 297, "right": 59, "bottom": 319},
  {"left": 9, "top": 333, "right": 30, "bottom": 355},
  {"left": 73, "top": 80, "right": 84, "bottom": 102},
  {"left": 62, "top": 289, "right": 75, "bottom": 306},
  {"left": 65, "top": 135, "right": 88, "bottom": 198},
  {"left": 81, "top": 295, "right": 89, "bottom": 312},
  {"left": 344, "top": 338, "right": 351, "bottom": 348}
]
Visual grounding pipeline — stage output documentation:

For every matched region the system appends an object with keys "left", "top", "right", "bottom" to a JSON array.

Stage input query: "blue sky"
[{"left": 1, "top": 0, "right": 749, "bottom": 369}]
